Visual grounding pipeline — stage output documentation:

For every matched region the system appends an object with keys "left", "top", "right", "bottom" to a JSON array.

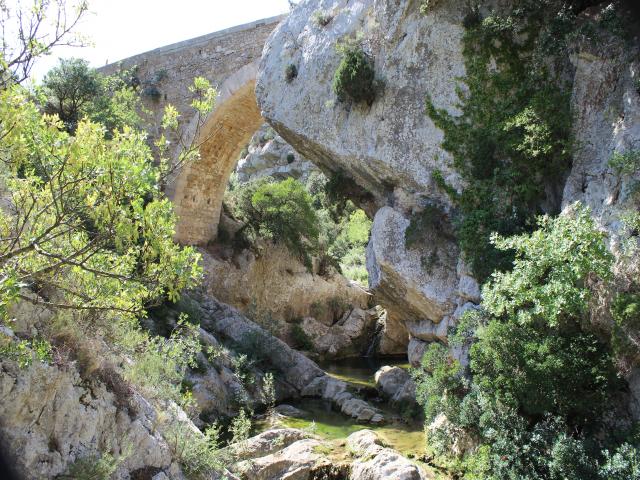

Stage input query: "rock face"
[
  {"left": 0, "top": 358, "right": 174, "bottom": 479},
  {"left": 236, "top": 124, "right": 319, "bottom": 184},
  {"left": 200, "top": 247, "right": 370, "bottom": 341},
  {"left": 299, "top": 307, "right": 379, "bottom": 359},
  {"left": 256, "top": 0, "right": 640, "bottom": 375},
  {"left": 256, "top": 0, "right": 480, "bottom": 358}
]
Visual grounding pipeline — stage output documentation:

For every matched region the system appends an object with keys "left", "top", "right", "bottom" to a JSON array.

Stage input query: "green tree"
[
  {"left": 229, "top": 178, "right": 320, "bottom": 267},
  {"left": 42, "top": 58, "right": 101, "bottom": 133}
]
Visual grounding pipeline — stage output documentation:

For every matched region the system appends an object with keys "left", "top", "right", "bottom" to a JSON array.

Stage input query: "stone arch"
[{"left": 171, "top": 62, "right": 264, "bottom": 245}]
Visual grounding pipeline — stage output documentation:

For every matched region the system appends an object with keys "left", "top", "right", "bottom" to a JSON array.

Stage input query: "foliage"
[
  {"left": 426, "top": 2, "right": 577, "bottom": 281},
  {"left": 124, "top": 316, "right": 200, "bottom": 404},
  {"left": 285, "top": 64, "right": 298, "bottom": 83},
  {"left": 163, "top": 419, "right": 225, "bottom": 479},
  {"left": 62, "top": 450, "right": 123, "bottom": 480},
  {"left": 260, "top": 371, "right": 276, "bottom": 412},
  {"left": 328, "top": 209, "right": 371, "bottom": 284},
  {"left": 0, "top": 0, "right": 89, "bottom": 87},
  {"left": 412, "top": 342, "right": 465, "bottom": 425},
  {"left": 228, "top": 178, "right": 320, "bottom": 268},
  {"left": 0, "top": 334, "right": 52, "bottom": 368},
  {"left": 609, "top": 149, "right": 640, "bottom": 176},
  {"left": 0, "top": 86, "right": 202, "bottom": 321},
  {"left": 333, "top": 44, "right": 375, "bottom": 105},
  {"left": 413, "top": 207, "right": 631, "bottom": 479},
  {"left": 229, "top": 408, "right": 252, "bottom": 455}
]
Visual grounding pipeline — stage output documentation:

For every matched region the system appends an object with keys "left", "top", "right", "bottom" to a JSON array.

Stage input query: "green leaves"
[
  {"left": 0, "top": 84, "right": 201, "bottom": 324},
  {"left": 333, "top": 45, "right": 375, "bottom": 105},
  {"left": 484, "top": 205, "right": 612, "bottom": 327}
]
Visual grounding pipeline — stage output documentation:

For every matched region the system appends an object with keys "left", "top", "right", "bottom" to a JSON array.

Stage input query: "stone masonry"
[{"left": 100, "top": 16, "right": 284, "bottom": 244}]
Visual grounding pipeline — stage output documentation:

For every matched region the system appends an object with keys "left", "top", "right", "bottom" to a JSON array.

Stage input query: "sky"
[{"left": 28, "top": 0, "right": 291, "bottom": 79}]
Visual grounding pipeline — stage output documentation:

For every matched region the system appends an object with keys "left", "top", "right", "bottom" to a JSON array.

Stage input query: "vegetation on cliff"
[{"left": 413, "top": 2, "right": 640, "bottom": 478}]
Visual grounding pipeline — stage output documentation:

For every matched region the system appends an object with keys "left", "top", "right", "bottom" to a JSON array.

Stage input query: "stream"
[{"left": 255, "top": 356, "right": 425, "bottom": 458}]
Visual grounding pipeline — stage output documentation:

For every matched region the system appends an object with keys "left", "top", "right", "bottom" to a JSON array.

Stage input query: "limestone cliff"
[{"left": 256, "top": 0, "right": 640, "bottom": 361}]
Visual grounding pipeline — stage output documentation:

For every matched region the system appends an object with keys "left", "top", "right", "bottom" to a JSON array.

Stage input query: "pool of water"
[
  {"left": 255, "top": 398, "right": 425, "bottom": 458},
  {"left": 317, "top": 355, "right": 411, "bottom": 389}
]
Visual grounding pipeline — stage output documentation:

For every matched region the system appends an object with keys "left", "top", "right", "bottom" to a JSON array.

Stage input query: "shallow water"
[
  {"left": 256, "top": 356, "right": 424, "bottom": 457},
  {"left": 317, "top": 355, "right": 410, "bottom": 389},
  {"left": 255, "top": 398, "right": 425, "bottom": 457}
]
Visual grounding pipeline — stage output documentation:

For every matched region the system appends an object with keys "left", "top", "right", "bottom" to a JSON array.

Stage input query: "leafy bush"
[
  {"left": 0, "top": 335, "right": 52, "bottom": 368},
  {"left": 285, "top": 64, "right": 298, "bottom": 83},
  {"left": 62, "top": 451, "right": 124, "bottom": 480},
  {"left": 229, "top": 178, "right": 320, "bottom": 268},
  {"left": 413, "top": 206, "right": 631, "bottom": 478},
  {"left": 333, "top": 45, "right": 375, "bottom": 105},
  {"left": 609, "top": 149, "right": 640, "bottom": 176},
  {"left": 163, "top": 420, "right": 225, "bottom": 478}
]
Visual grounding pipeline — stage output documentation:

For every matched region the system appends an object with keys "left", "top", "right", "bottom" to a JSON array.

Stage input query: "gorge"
[{"left": 1, "top": 0, "right": 640, "bottom": 479}]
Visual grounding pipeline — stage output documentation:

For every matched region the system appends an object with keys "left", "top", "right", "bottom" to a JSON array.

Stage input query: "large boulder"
[
  {"left": 374, "top": 366, "right": 416, "bottom": 406},
  {"left": 236, "top": 124, "right": 319, "bottom": 184},
  {"left": 299, "top": 307, "right": 379, "bottom": 359},
  {"left": 346, "top": 430, "right": 428, "bottom": 480},
  {"left": 234, "top": 438, "right": 329, "bottom": 479}
]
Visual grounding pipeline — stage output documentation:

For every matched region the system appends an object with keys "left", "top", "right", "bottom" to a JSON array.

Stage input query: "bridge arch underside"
[{"left": 173, "top": 80, "right": 263, "bottom": 245}]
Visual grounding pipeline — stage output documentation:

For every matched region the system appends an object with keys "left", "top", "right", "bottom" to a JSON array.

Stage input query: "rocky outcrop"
[
  {"left": 196, "top": 292, "right": 385, "bottom": 422},
  {"left": 346, "top": 430, "right": 428, "bottom": 480},
  {"left": 299, "top": 307, "right": 379, "bottom": 359},
  {"left": 374, "top": 366, "right": 416, "bottom": 406},
  {"left": 200, "top": 247, "right": 370, "bottom": 338},
  {"left": 256, "top": 0, "right": 479, "bottom": 358},
  {"left": 0, "top": 357, "right": 175, "bottom": 479},
  {"left": 236, "top": 124, "right": 319, "bottom": 184}
]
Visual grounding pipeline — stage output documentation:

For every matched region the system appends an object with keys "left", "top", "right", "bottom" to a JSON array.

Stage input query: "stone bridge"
[{"left": 100, "top": 15, "right": 284, "bottom": 244}]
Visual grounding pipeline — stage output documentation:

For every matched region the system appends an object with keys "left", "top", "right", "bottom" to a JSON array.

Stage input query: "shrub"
[
  {"left": 426, "top": 3, "right": 575, "bottom": 281},
  {"left": 0, "top": 334, "right": 52, "bottom": 368},
  {"left": 333, "top": 45, "right": 375, "bottom": 105},
  {"left": 286, "top": 152, "right": 295, "bottom": 163},
  {"left": 291, "top": 323, "right": 314, "bottom": 351},
  {"left": 413, "top": 206, "right": 629, "bottom": 478},
  {"left": 163, "top": 420, "right": 225, "bottom": 478},
  {"left": 312, "top": 10, "right": 333, "bottom": 27},
  {"left": 609, "top": 149, "right": 640, "bottom": 176},
  {"left": 285, "top": 64, "right": 298, "bottom": 83},
  {"left": 62, "top": 451, "right": 123, "bottom": 480}
]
